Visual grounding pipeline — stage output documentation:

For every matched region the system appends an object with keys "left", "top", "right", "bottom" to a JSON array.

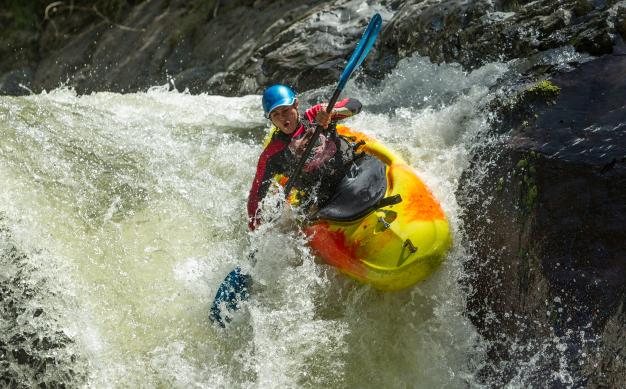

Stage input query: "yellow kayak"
[{"left": 303, "top": 125, "right": 452, "bottom": 290}]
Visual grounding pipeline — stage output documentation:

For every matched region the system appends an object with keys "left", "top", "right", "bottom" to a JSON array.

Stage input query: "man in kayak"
[{"left": 247, "top": 84, "right": 362, "bottom": 230}]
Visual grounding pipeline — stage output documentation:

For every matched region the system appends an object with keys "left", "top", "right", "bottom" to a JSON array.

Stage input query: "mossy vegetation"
[
  {"left": 514, "top": 152, "right": 539, "bottom": 214},
  {"left": 526, "top": 80, "right": 561, "bottom": 99},
  {"left": 487, "top": 78, "right": 562, "bottom": 136}
]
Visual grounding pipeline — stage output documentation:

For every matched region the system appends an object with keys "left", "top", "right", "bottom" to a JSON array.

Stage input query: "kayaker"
[{"left": 247, "top": 84, "right": 362, "bottom": 230}]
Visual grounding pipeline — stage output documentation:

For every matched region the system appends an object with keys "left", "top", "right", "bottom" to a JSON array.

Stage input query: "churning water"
[{"left": 1, "top": 56, "right": 510, "bottom": 387}]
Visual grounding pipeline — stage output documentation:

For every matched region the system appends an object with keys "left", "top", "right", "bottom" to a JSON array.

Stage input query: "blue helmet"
[{"left": 262, "top": 85, "right": 296, "bottom": 118}]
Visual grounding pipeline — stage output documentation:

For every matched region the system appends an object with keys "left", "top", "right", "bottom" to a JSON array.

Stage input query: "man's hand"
[{"left": 315, "top": 104, "right": 331, "bottom": 129}]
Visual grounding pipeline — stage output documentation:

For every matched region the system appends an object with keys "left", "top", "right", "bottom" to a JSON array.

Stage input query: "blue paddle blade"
[
  {"left": 337, "top": 13, "right": 383, "bottom": 91},
  {"left": 209, "top": 267, "right": 251, "bottom": 327}
]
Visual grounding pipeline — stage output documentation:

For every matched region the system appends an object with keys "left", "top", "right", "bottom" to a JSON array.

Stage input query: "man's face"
[{"left": 270, "top": 101, "right": 299, "bottom": 135}]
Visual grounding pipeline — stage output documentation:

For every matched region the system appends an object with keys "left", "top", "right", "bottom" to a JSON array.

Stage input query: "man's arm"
[
  {"left": 247, "top": 140, "right": 287, "bottom": 230},
  {"left": 304, "top": 98, "right": 362, "bottom": 125}
]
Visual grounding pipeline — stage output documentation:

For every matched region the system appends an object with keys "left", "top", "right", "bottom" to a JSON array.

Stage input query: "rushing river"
[{"left": 1, "top": 56, "right": 510, "bottom": 387}]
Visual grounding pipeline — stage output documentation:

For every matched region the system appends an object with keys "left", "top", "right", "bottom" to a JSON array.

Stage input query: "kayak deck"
[{"left": 305, "top": 125, "right": 452, "bottom": 290}]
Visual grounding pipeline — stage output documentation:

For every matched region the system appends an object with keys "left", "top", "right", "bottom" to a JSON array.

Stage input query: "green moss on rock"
[
  {"left": 526, "top": 80, "right": 561, "bottom": 99},
  {"left": 514, "top": 153, "right": 540, "bottom": 214}
]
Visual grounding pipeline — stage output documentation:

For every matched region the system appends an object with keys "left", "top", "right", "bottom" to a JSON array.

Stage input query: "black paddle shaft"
[{"left": 284, "top": 88, "right": 342, "bottom": 196}]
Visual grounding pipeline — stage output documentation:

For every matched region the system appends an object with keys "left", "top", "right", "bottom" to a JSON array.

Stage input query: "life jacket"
[
  {"left": 248, "top": 98, "right": 364, "bottom": 229},
  {"left": 263, "top": 120, "right": 359, "bottom": 206}
]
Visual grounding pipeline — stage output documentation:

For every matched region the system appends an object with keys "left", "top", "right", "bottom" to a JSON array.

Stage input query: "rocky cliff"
[
  {"left": 2, "top": 0, "right": 624, "bottom": 96},
  {"left": 0, "top": 0, "right": 395, "bottom": 95},
  {"left": 458, "top": 54, "right": 626, "bottom": 386}
]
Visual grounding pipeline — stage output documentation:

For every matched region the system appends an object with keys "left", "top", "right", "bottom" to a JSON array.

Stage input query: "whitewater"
[{"left": 1, "top": 56, "right": 510, "bottom": 387}]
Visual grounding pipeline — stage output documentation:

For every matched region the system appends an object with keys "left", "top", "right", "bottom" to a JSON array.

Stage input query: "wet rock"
[
  {"left": 573, "top": 0, "right": 594, "bottom": 17},
  {"left": 207, "top": 3, "right": 384, "bottom": 95},
  {"left": 374, "top": 0, "right": 623, "bottom": 75},
  {"left": 33, "top": 0, "right": 171, "bottom": 93},
  {"left": 170, "top": 66, "right": 213, "bottom": 93},
  {"left": 1, "top": 0, "right": 392, "bottom": 95},
  {"left": 0, "top": 68, "right": 33, "bottom": 96},
  {"left": 0, "top": 6, "right": 40, "bottom": 76},
  {"left": 1, "top": 0, "right": 623, "bottom": 95},
  {"left": 457, "top": 54, "right": 626, "bottom": 386},
  {"left": 22, "top": 0, "right": 339, "bottom": 95}
]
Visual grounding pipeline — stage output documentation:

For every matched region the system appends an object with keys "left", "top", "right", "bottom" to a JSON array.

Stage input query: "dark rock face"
[
  {"left": 0, "top": 68, "right": 33, "bottom": 95},
  {"left": 1, "top": 0, "right": 624, "bottom": 95},
  {"left": 3, "top": 0, "right": 383, "bottom": 96},
  {"left": 457, "top": 54, "right": 626, "bottom": 386},
  {"left": 206, "top": 2, "right": 390, "bottom": 95},
  {"left": 375, "top": 0, "right": 624, "bottom": 74},
  {"left": 36, "top": 0, "right": 340, "bottom": 95}
]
